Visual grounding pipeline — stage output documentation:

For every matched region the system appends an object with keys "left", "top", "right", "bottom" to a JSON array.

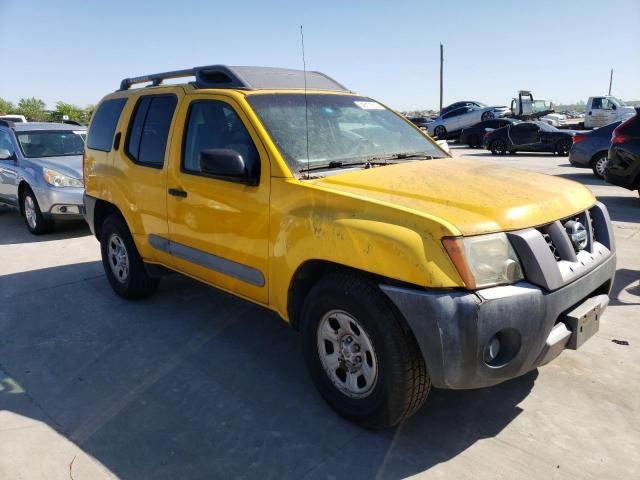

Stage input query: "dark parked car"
[
  {"left": 569, "top": 121, "right": 621, "bottom": 178},
  {"left": 460, "top": 118, "right": 520, "bottom": 148},
  {"left": 483, "top": 121, "right": 574, "bottom": 156},
  {"left": 407, "top": 116, "right": 431, "bottom": 130},
  {"left": 604, "top": 109, "right": 640, "bottom": 197}
]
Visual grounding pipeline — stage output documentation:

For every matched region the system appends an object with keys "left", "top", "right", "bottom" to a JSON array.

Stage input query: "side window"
[
  {"left": 600, "top": 98, "right": 611, "bottom": 110},
  {"left": 126, "top": 95, "right": 177, "bottom": 168},
  {"left": 591, "top": 98, "right": 603, "bottom": 109},
  {"left": 182, "top": 101, "right": 259, "bottom": 177},
  {"left": 87, "top": 98, "right": 127, "bottom": 152}
]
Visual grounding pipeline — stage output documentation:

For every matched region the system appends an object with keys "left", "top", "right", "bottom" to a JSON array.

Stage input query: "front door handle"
[{"left": 168, "top": 188, "right": 187, "bottom": 198}]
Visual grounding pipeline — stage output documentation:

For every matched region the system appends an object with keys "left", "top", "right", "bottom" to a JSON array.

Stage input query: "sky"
[{"left": 1, "top": 0, "right": 639, "bottom": 112}]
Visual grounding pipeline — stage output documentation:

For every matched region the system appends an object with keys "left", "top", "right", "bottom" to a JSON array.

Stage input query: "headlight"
[
  {"left": 43, "top": 168, "right": 83, "bottom": 188},
  {"left": 442, "top": 233, "right": 524, "bottom": 289}
]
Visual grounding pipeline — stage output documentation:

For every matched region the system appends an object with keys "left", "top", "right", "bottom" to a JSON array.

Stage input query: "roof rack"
[
  {"left": 0, "top": 119, "right": 15, "bottom": 129},
  {"left": 119, "top": 65, "right": 351, "bottom": 93},
  {"left": 62, "top": 119, "right": 84, "bottom": 126}
]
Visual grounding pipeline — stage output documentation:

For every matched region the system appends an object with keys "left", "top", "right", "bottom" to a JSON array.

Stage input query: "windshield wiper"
[{"left": 299, "top": 152, "right": 436, "bottom": 174}]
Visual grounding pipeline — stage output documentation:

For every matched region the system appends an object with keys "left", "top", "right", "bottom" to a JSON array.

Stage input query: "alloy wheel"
[{"left": 24, "top": 195, "right": 37, "bottom": 230}]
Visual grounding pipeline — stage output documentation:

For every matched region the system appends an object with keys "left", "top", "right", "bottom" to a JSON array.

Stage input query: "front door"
[
  {"left": 166, "top": 95, "right": 270, "bottom": 304},
  {"left": 509, "top": 123, "right": 540, "bottom": 148}
]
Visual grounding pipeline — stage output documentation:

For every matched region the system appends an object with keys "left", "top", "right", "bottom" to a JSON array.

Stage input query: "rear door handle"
[{"left": 168, "top": 188, "right": 187, "bottom": 198}]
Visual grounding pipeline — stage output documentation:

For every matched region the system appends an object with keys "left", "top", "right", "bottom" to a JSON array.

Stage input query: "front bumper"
[
  {"left": 381, "top": 255, "right": 615, "bottom": 389},
  {"left": 34, "top": 185, "right": 85, "bottom": 220},
  {"left": 382, "top": 202, "right": 616, "bottom": 390}
]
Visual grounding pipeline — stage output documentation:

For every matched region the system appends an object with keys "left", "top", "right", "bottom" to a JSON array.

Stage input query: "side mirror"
[
  {"left": 612, "top": 104, "right": 617, "bottom": 110},
  {"left": 199, "top": 148, "right": 254, "bottom": 185},
  {"left": 0, "top": 148, "right": 14, "bottom": 160}
]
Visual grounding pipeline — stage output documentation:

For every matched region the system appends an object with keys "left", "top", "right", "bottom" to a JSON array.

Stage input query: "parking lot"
[{"left": 0, "top": 146, "right": 638, "bottom": 479}]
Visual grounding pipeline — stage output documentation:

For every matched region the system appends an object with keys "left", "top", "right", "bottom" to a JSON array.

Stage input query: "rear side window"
[
  {"left": 126, "top": 95, "right": 177, "bottom": 168},
  {"left": 87, "top": 98, "right": 127, "bottom": 152}
]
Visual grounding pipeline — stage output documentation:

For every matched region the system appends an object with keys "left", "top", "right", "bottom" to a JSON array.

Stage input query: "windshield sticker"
[
  {"left": 354, "top": 101, "right": 385, "bottom": 110},
  {"left": 73, "top": 130, "right": 85, "bottom": 135}
]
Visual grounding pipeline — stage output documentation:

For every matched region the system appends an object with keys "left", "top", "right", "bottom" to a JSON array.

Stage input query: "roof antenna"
[{"left": 300, "top": 25, "right": 310, "bottom": 178}]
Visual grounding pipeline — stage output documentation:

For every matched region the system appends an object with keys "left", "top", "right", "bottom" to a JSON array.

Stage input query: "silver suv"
[{"left": 0, "top": 120, "right": 86, "bottom": 234}]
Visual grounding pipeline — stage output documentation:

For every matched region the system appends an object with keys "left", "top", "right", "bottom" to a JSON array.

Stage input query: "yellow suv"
[{"left": 84, "top": 65, "right": 616, "bottom": 428}]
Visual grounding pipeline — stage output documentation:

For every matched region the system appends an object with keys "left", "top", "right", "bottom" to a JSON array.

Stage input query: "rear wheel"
[
  {"left": 490, "top": 139, "right": 508, "bottom": 155},
  {"left": 301, "top": 272, "right": 430, "bottom": 429},
  {"left": 555, "top": 138, "right": 571, "bottom": 156},
  {"left": 100, "top": 215, "right": 159, "bottom": 299},
  {"left": 20, "top": 187, "right": 53, "bottom": 235},
  {"left": 481, "top": 111, "right": 495, "bottom": 121},
  {"left": 590, "top": 152, "right": 608, "bottom": 179},
  {"left": 433, "top": 125, "right": 447, "bottom": 138}
]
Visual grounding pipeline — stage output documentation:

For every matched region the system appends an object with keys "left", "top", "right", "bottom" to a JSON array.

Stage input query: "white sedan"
[{"left": 428, "top": 105, "right": 511, "bottom": 138}]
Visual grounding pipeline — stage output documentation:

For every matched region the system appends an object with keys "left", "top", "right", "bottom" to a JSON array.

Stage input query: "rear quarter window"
[{"left": 87, "top": 98, "right": 127, "bottom": 152}]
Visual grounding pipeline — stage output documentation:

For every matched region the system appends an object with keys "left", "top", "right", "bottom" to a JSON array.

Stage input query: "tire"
[
  {"left": 99, "top": 215, "right": 159, "bottom": 299},
  {"left": 490, "top": 139, "right": 508, "bottom": 155},
  {"left": 301, "top": 271, "right": 430, "bottom": 429},
  {"left": 508, "top": 150, "right": 517, "bottom": 155},
  {"left": 20, "top": 187, "right": 53, "bottom": 235},
  {"left": 481, "top": 111, "right": 495, "bottom": 121},
  {"left": 590, "top": 152, "right": 608, "bottom": 179},
  {"left": 433, "top": 125, "right": 447, "bottom": 138},
  {"left": 555, "top": 138, "right": 571, "bottom": 156}
]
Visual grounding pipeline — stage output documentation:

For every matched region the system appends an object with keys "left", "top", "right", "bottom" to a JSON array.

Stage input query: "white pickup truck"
[{"left": 584, "top": 96, "right": 635, "bottom": 129}]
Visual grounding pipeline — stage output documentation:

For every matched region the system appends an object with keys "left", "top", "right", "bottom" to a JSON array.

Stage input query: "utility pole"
[
  {"left": 608, "top": 68, "right": 613, "bottom": 96},
  {"left": 439, "top": 43, "right": 444, "bottom": 112}
]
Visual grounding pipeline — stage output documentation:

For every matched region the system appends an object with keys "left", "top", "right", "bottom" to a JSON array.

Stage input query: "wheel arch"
[
  {"left": 589, "top": 150, "right": 608, "bottom": 166},
  {"left": 17, "top": 181, "right": 31, "bottom": 213},
  {"left": 92, "top": 198, "right": 127, "bottom": 240}
]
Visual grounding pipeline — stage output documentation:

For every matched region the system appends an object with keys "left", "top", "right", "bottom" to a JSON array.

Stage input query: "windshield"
[
  {"left": 534, "top": 121, "right": 558, "bottom": 132},
  {"left": 246, "top": 94, "right": 445, "bottom": 174},
  {"left": 611, "top": 97, "right": 626, "bottom": 107},
  {"left": 16, "top": 130, "right": 86, "bottom": 158}
]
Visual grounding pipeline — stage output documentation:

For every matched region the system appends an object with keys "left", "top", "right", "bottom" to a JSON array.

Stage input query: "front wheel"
[
  {"left": 301, "top": 272, "right": 430, "bottom": 429},
  {"left": 433, "top": 125, "right": 447, "bottom": 138},
  {"left": 20, "top": 187, "right": 53, "bottom": 235},
  {"left": 555, "top": 138, "right": 571, "bottom": 156},
  {"left": 591, "top": 152, "right": 608, "bottom": 178},
  {"left": 468, "top": 134, "right": 481, "bottom": 148},
  {"left": 100, "top": 215, "right": 159, "bottom": 299}
]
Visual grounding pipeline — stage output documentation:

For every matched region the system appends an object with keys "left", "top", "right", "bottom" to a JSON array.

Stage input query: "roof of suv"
[{"left": 119, "top": 65, "right": 351, "bottom": 93}]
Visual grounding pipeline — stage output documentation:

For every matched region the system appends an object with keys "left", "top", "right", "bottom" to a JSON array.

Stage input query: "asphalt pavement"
[{"left": 0, "top": 146, "right": 638, "bottom": 479}]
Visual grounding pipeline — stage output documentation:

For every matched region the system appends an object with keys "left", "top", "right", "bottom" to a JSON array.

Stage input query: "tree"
[
  {"left": 0, "top": 98, "right": 16, "bottom": 115},
  {"left": 17, "top": 97, "right": 47, "bottom": 121},
  {"left": 53, "top": 101, "right": 85, "bottom": 123}
]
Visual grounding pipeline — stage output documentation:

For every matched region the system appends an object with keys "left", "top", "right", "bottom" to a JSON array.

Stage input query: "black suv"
[{"left": 605, "top": 108, "right": 640, "bottom": 198}]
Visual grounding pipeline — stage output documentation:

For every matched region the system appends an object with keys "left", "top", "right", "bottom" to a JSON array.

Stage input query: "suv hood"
[
  {"left": 314, "top": 158, "right": 595, "bottom": 236},
  {"left": 28, "top": 155, "right": 83, "bottom": 180}
]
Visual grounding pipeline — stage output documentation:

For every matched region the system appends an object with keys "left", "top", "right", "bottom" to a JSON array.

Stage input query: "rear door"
[{"left": 114, "top": 90, "right": 182, "bottom": 265}]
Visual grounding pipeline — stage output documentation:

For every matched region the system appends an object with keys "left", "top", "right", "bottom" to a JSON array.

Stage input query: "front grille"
[
  {"left": 537, "top": 207, "right": 600, "bottom": 261},
  {"left": 542, "top": 232, "right": 561, "bottom": 261}
]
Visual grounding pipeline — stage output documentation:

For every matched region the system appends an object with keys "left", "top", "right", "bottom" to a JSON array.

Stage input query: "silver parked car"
[
  {"left": 0, "top": 121, "right": 86, "bottom": 234},
  {"left": 428, "top": 104, "right": 511, "bottom": 139}
]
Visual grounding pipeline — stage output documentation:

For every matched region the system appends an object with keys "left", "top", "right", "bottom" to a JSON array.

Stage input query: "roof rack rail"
[
  {"left": 0, "top": 119, "right": 15, "bottom": 129},
  {"left": 62, "top": 119, "right": 83, "bottom": 126},
  {"left": 119, "top": 65, "right": 250, "bottom": 91},
  {"left": 119, "top": 65, "right": 351, "bottom": 93}
]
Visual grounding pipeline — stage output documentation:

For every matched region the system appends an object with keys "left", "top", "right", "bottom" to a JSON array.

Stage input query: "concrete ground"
[{"left": 0, "top": 147, "right": 638, "bottom": 479}]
